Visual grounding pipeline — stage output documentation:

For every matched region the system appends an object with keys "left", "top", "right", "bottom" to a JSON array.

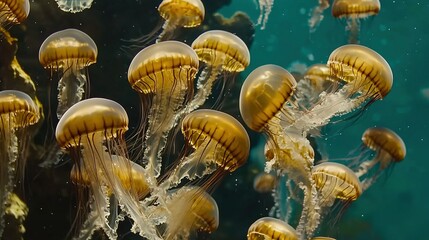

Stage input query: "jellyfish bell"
[
  {"left": 0, "top": 0, "right": 30, "bottom": 27},
  {"left": 247, "top": 217, "right": 299, "bottom": 240},
  {"left": 39, "top": 28, "right": 98, "bottom": 119},
  {"left": 127, "top": 40, "right": 199, "bottom": 179},
  {"left": 332, "top": 0, "right": 381, "bottom": 43},
  {"left": 56, "top": 98, "right": 158, "bottom": 239},
  {"left": 164, "top": 187, "right": 219, "bottom": 239},
  {"left": 253, "top": 172, "right": 277, "bottom": 193},
  {"left": 55, "top": 0, "right": 94, "bottom": 13},
  {"left": 164, "top": 109, "right": 250, "bottom": 188},
  {"left": 0, "top": 90, "right": 39, "bottom": 238}
]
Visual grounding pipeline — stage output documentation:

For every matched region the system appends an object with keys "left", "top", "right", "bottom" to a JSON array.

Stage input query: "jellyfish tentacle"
[
  {"left": 347, "top": 17, "right": 361, "bottom": 44},
  {"left": 57, "top": 65, "right": 87, "bottom": 118}
]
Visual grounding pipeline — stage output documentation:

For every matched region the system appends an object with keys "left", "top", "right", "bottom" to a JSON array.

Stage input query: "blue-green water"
[{"left": 220, "top": 1, "right": 428, "bottom": 239}]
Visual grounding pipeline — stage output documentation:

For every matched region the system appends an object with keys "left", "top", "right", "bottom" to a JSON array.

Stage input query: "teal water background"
[{"left": 219, "top": 1, "right": 428, "bottom": 239}]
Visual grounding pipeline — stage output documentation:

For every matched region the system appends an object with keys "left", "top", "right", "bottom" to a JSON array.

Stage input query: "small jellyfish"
[
  {"left": 187, "top": 30, "right": 250, "bottom": 114},
  {"left": 331, "top": 0, "right": 381, "bottom": 43},
  {"left": 355, "top": 127, "right": 406, "bottom": 190},
  {"left": 247, "top": 217, "right": 298, "bottom": 240},
  {"left": 0, "top": 90, "right": 39, "bottom": 238},
  {"left": 163, "top": 109, "right": 250, "bottom": 188},
  {"left": 157, "top": 0, "right": 205, "bottom": 42},
  {"left": 164, "top": 187, "right": 219, "bottom": 239},
  {"left": 127, "top": 41, "right": 199, "bottom": 179},
  {"left": 56, "top": 98, "right": 159, "bottom": 240},
  {"left": 254, "top": 0, "right": 274, "bottom": 30},
  {"left": 39, "top": 28, "right": 97, "bottom": 119},
  {"left": 308, "top": 0, "right": 330, "bottom": 32},
  {"left": 55, "top": 0, "right": 94, "bottom": 13},
  {"left": 0, "top": 0, "right": 30, "bottom": 27},
  {"left": 312, "top": 162, "right": 362, "bottom": 207},
  {"left": 312, "top": 237, "right": 336, "bottom": 240},
  {"left": 253, "top": 172, "right": 277, "bottom": 193},
  {"left": 291, "top": 44, "right": 393, "bottom": 132}
]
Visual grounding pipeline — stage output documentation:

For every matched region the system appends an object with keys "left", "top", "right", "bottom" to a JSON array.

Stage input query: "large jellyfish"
[
  {"left": 0, "top": 0, "right": 29, "bottom": 27},
  {"left": 163, "top": 109, "right": 250, "bottom": 188},
  {"left": 56, "top": 98, "right": 159, "bottom": 240},
  {"left": 247, "top": 217, "right": 299, "bottom": 240},
  {"left": 254, "top": 0, "right": 274, "bottom": 30},
  {"left": 39, "top": 28, "right": 97, "bottom": 119},
  {"left": 354, "top": 127, "right": 406, "bottom": 191},
  {"left": 188, "top": 30, "right": 250, "bottom": 114},
  {"left": 0, "top": 90, "right": 39, "bottom": 238},
  {"left": 127, "top": 40, "right": 199, "bottom": 181},
  {"left": 55, "top": 0, "right": 94, "bottom": 13},
  {"left": 332, "top": 0, "right": 381, "bottom": 43},
  {"left": 164, "top": 187, "right": 219, "bottom": 239}
]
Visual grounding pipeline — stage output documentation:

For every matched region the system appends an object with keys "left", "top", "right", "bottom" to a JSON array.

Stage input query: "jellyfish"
[
  {"left": 0, "top": 90, "right": 39, "bottom": 238},
  {"left": 253, "top": 172, "right": 277, "bottom": 193},
  {"left": 187, "top": 30, "right": 250, "bottom": 114},
  {"left": 0, "top": 0, "right": 30, "bottom": 27},
  {"left": 127, "top": 40, "right": 199, "bottom": 181},
  {"left": 56, "top": 98, "right": 159, "bottom": 240},
  {"left": 162, "top": 109, "right": 250, "bottom": 189},
  {"left": 291, "top": 44, "right": 393, "bottom": 133},
  {"left": 331, "top": 0, "right": 381, "bottom": 43},
  {"left": 354, "top": 127, "right": 406, "bottom": 190},
  {"left": 254, "top": 0, "right": 274, "bottom": 30},
  {"left": 164, "top": 187, "right": 219, "bottom": 239},
  {"left": 309, "top": 0, "right": 330, "bottom": 32},
  {"left": 55, "top": 0, "right": 94, "bottom": 13},
  {"left": 39, "top": 28, "right": 97, "bottom": 119},
  {"left": 157, "top": 0, "right": 205, "bottom": 42},
  {"left": 247, "top": 217, "right": 298, "bottom": 240},
  {"left": 240, "top": 64, "right": 320, "bottom": 238}
]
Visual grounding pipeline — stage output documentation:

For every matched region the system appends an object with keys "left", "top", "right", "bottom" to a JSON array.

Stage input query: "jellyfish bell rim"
[
  {"left": 331, "top": 0, "right": 381, "bottom": 18},
  {"left": 247, "top": 217, "right": 298, "bottom": 240},
  {"left": 39, "top": 28, "right": 98, "bottom": 68},
  {"left": 55, "top": 98, "right": 129, "bottom": 148},
  {"left": 181, "top": 109, "right": 250, "bottom": 172},
  {"left": 327, "top": 44, "right": 393, "bottom": 99},
  {"left": 191, "top": 30, "right": 250, "bottom": 72},
  {"left": 127, "top": 40, "right": 199, "bottom": 93},
  {"left": 158, "top": 0, "right": 205, "bottom": 27},
  {"left": 239, "top": 64, "right": 297, "bottom": 132},
  {"left": 362, "top": 127, "right": 406, "bottom": 161}
]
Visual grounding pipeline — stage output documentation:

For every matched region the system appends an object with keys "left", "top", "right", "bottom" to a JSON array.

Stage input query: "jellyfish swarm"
[
  {"left": 127, "top": 41, "right": 199, "bottom": 180},
  {"left": 0, "top": 90, "right": 39, "bottom": 238},
  {"left": 163, "top": 109, "right": 250, "bottom": 188},
  {"left": 163, "top": 187, "right": 219, "bottom": 239},
  {"left": 188, "top": 30, "right": 250, "bottom": 114},
  {"left": 332, "top": 0, "right": 380, "bottom": 43},
  {"left": 56, "top": 98, "right": 158, "bottom": 240},
  {"left": 254, "top": 0, "right": 274, "bottom": 30},
  {"left": 39, "top": 28, "right": 97, "bottom": 119},
  {"left": 239, "top": 64, "right": 321, "bottom": 238},
  {"left": 247, "top": 217, "right": 299, "bottom": 240},
  {"left": 55, "top": 0, "right": 94, "bottom": 13},
  {"left": 156, "top": 0, "right": 205, "bottom": 43},
  {"left": 0, "top": 0, "right": 29, "bottom": 28},
  {"left": 309, "top": 0, "right": 330, "bottom": 32},
  {"left": 354, "top": 127, "right": 406, "bottom": 191}
]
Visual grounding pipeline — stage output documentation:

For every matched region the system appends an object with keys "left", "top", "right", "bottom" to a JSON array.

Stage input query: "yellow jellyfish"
[
  {"left": 355, "top": 127, "right": 406, "bottom": 190},
  {"left": 127, "top": 40, "right": 199, "bottom": 179},
  {"left": 157, "top": 0, "right": 205, "bottom": 42},
  {"left": 186, "top": 30, "right": 250, "bottom": 114},
  {"left": 163, "top": 109, "right": 250, "bottom": 188},
  {"left": 312, "top": 237, "right": 336, "bottom": 240},
  {"left": 0, "top": 90, "right": 39, "bottom": 238},
  {"left": 309, "top": 0, "right": 331, "bottom": 32},
  {"left": 332, "top": 0, "right": 381, "bottom": 43},
  {"left": 55, "top": 0, "right": 94, "bottom": 13},
  {"left": 291, "top": 44, "right": 393, "bottom": 132},
  {"left": 164, "top": 187, "right": 219, "bottom": 239},
  {"left": 254, "top": 0, "right": 274, "bottom": 30},
  {"left": 247, "top": 217, "right": 298, "bottom": 240},
  {"left": 312, "top": 162, "right": 362, "bottom": 207},
  {"left": 39, "top": 28, "right": 97, "bottom": 119},
  {"left": 56, "top": 98, "right": 159, "bottom": 240},
  {"left": 253, "top": 172, "right": 277, "bottom": 193},
  {"left": 0, "top": 0, "right": 30, "bottom": 27}
]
